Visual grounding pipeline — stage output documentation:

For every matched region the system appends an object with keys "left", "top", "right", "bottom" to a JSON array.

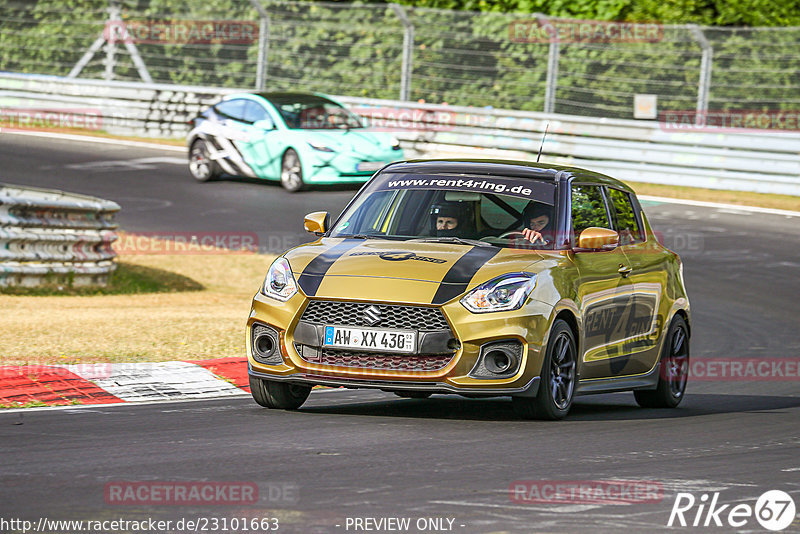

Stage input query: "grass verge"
[
  {"left": 0, "top": 238, "right": 275, "bottom": 365},
  {"left": 629, "top": 181, "right": 800, "bottom": 212},
  {"left": 0, "top": 262, "right": 203, "bottom": 296}
]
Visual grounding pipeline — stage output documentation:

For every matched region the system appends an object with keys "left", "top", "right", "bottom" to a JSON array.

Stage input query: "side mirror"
[
  {"left": 578, "top": 227, "right": 619, "bottom": 251},
  {"left": 253, "top": 119, "right": 274, "bottom": 130},
  {"left": 304, "top": 211, "right": 329, "bottom": 235}
]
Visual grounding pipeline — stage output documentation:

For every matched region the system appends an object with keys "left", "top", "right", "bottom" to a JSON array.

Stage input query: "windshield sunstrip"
[{"left": 380, "top": 174, "right": 555, "bottom": 203}]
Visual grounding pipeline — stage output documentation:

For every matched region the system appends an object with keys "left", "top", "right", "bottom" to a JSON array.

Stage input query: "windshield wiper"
[
  {"left": 409, "top": 237, "right": 495, "bottom": 247},
  {"left": 347, "top": 234, "right": 383, "bottom": 239}
]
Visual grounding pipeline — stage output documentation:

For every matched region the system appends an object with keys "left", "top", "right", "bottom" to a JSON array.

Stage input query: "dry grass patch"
[
  {"left": 0, "top": 241, "right": 275, "bottom": 365},
  {"left": 629, "top": 181, "right": 800, "bottom": 212}
]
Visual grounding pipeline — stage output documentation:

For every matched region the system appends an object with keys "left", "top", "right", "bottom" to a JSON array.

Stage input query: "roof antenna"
[{"left": 536, "top": 123, "right": 549, "bottom": 163}]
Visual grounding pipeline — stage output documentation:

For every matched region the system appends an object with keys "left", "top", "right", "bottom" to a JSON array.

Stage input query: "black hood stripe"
[
  {"left": 297, "top": 239, "right": 363, "bottom": 296},
  {"left": 431, "top": 247, "right": 501, "bottom": 305}
]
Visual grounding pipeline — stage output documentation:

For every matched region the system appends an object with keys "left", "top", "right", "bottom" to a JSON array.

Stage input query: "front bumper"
[
  {"left": 301, "top": 149, "right": 403, "bottom": 184},
  {"left": 246, "top": 290, "right": 553, "bottom": 396}
]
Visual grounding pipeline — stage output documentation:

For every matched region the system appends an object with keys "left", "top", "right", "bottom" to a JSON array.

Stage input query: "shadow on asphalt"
[{"left": 295, "top": 392, "right": 800, "bottom": 422}]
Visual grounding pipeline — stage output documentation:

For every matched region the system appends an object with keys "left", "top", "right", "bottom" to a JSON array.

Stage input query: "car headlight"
[
  {"left": 261, "top": 257, "right": 298, "bottom": 301},
  {"left": 460, "top": 272, "right": 537, "bottom": 313},
  {"left": 308, "top": 141, "right": 335, "bottom": 152}
]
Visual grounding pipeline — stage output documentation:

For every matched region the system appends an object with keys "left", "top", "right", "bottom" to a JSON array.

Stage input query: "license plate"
[
  {"left": 356, "top": 161, "right": 384, "bottom": 172},
  {"left": 324, "top": 325, "right": 416, "bottom": 353}
]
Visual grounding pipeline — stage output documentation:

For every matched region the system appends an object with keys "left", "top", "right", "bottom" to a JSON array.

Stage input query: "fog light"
[
  {"left": 469, "top": 340, "right": 523, "bottom": 379},
  {"left": 252, "top": 324, "right": 282, "bottom": 365},
  {"left": 484, "top": 349, "right": 513, "bottom": 373}
]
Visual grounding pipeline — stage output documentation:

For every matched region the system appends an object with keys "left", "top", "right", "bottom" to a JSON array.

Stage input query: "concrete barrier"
[{"left": 0, "top": 183, "right": 119, "bottom": 287}]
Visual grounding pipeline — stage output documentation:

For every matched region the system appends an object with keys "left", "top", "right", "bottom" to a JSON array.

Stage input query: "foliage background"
[{"left": 0, "top": 0, "right": 798, "bottom": 118}]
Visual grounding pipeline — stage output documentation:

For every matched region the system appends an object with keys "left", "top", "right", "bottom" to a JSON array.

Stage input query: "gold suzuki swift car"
[{"left": 247, "top": 160, "right": 690, "bottom": 419}]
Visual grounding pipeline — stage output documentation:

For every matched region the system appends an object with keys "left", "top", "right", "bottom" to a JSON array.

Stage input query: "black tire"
[
  {"left": 249, "top": 376, "right": 311, "bottom": 410},
  {"left": 188, "top": 139, "right": 221, "bottom": 182},
  {"left": 280, "top": 148, "right": 305, "bottom": 192},
  {"left": 634, "top": 315, "right": 689, "bottom": 408},
  {"left": 394, "top": 391, "right": 433, "bottom": 399},
  {"left": 512, "top": 319, "right": 577, "bottom": 420}
]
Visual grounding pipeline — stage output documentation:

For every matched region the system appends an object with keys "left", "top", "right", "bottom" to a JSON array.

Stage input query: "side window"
[
  {"left": 607, "top": 188, "right": 644, "bottom": 245},
  {"left": 243, "top": 101, "right": 272, "bottom": 126},
  {"left": 571, "top": 184, "right": 610, "bottom": 241},
  {"left": 214, "top": 99, "right": 247, "bottom": 121}
]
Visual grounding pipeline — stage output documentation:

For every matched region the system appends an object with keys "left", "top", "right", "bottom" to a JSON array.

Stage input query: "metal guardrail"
[
  {"left": 0, "top": 182, "right": 119, "bottom": 287},
  {"left": 1, "top": 72, "right": 799, "bottom": 196}
]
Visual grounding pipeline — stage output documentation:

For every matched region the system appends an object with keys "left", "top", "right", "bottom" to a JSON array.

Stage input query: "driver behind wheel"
[
  {"left": 521, "top": 202, "right": 553, "bottom": 244},
  {"left": 430, "top": 201, "right": 476, "bottom": 238}
]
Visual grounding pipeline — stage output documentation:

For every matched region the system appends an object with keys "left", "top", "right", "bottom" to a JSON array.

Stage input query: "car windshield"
[
  {"left": 329, "top": 173, "right": 557, "bottom": 249},
  {"left": 266, "top": 94, "right": 364, "bottom": 130}
]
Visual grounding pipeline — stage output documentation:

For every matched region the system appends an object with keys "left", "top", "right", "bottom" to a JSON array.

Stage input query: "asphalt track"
[{"left": 1, "top": 132, "right": 799, "bottom": 533}]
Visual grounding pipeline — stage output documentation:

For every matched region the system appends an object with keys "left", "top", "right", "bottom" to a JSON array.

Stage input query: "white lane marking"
[
  {"left": 639, "top": 195, "right": 800, "bottom": 218},
  {"left": 1, "top": 130, "right": 186, "bottom": 152},
  {"left": 782, "top": 467, "right": 800, "bottom": 472},
  {"left": 716, "top": 209, "right": 752, "bottom": 215},
  {"left": 66, "top": 156, "right": 186, "bottom": 171},
  {"left": 430, "top": 500, "right": 602, "bottom": 513}
]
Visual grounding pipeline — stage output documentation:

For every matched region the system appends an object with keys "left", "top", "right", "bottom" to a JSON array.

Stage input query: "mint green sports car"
[{"left": 187, "top": 92, "right": 404, "bottom": 191}]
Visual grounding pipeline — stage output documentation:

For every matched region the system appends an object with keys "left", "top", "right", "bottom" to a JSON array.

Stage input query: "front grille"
[
  {"left": 300, "top": 300, "right": 450, "bottom": 330},
  {"left": 303, "top": 347, "right": 453, "bottom": 372}
]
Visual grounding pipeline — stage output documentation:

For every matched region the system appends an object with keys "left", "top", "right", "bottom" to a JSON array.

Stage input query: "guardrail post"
[
  {"left": 536, "top": 13, "right": 559, "bottom": 114},
  {"left": 103, "top": 2, "right": 119, "bottom": 81},
  {"left": 688, "top": 25, "right": 713, "bottom": 124},
  {"left": 391, "top": 4, "right": 414, "bottom": 101},
  {"left": 250, "top": 0, "right": 270, "bottom": 91},
  {"left": 70, "top": 0, "right": 152, "bottom": 83}
]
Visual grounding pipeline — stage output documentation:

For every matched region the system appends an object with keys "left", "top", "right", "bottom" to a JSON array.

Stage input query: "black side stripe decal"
[
  {"left": 297, "top": 239, "right": 363, "bottom": 296},
  {"left": 431, "top": 247, "right": 500, "bottom": 305}
]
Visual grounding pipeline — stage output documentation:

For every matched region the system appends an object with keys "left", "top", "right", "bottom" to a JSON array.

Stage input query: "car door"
[
  {"left": 569, "top": 183, "right": 636, "bottom": 380},
  {"left": 205, "top": 98, "right": 258, "bottom": 178},
  {"left": 606, "top": 187, "right": 668, "bottom": 375},
  {"left": 239, "top": 99, "right": 278, "bottom": 176}
]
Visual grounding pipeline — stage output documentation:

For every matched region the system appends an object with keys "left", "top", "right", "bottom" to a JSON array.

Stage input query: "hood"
[
  {"left": 305, "top": 130, "right": 395, "bottom": 153},
  {"left": 285, "top": 238, "right": 544, "bottom": 305}
]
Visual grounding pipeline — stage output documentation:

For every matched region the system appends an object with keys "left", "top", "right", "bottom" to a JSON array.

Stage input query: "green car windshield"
[
  {"left": 267, "top": 94, "right": 364, "bottom": 130},
  {"left": 330, "top": 175, "right": 557, "bottom": 249}
]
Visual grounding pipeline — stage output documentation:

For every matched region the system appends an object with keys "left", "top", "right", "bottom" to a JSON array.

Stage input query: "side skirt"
[{"left": 575, "top": 362, "right": 661, "bottom": 396}]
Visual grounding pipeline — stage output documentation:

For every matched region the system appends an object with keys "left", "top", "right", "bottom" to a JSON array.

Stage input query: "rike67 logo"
[{"left": 668, "top": 490, "right": 796, "bottom": 531}]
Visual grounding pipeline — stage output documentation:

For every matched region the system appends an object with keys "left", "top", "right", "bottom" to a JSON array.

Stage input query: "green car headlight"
[
  {"left": 262, "top": 257, "right": 298, "bottom": 301},
  {"left": 460, "top": 272, "right": 537, "bottom": 313},
  {"left": 308, "top": 141, "right": 335, "bottom": 152}
]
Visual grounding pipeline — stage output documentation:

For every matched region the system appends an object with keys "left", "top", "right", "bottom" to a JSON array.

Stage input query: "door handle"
[{"left": 618, "top": 265, "right": 632, "bottom": 277}]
